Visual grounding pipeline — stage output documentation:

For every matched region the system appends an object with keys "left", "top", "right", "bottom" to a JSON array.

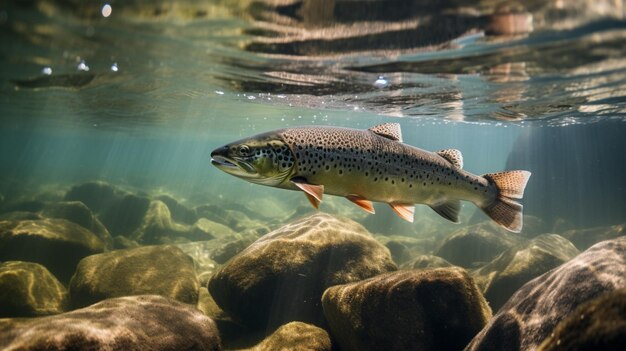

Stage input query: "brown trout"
[{"left": 211, "top": 123, "right": 531, "bottom": 232}]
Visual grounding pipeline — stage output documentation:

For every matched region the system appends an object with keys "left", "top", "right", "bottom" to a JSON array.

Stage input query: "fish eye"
[{"left": 239, "top": 145, "right": 250, "bottom": 156}]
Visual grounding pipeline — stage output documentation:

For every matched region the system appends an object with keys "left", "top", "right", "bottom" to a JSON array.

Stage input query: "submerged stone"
[
  {"left": 69, "top": 245, "right": 199, "bottom": 308},
  {"left": 244, "top": 322, "right": 332, "bottom": 351},
  {"left": 472, "top": 234, "right": 579, "bottom": 311},
  {"left": 156, "top": 194, "right": 198, "bottom": 224},
  {"left": 436, "top": 224, "right": 526, "bottom": 268},
  {"left": 322, "top": 268, "right": 491, "bottom": 351},
  {"left": 537, "top": 288, "right": 626, "bottom": 351},
  {"left": 0, "top": 261, "right": 67, "bottom": 317},
  {"left": 208, "top": 213, "right": 396, "bottom": 331},
  {"left": 400, "top": 254, "right": 454, "bottom": 269},
  {"left": 0, "top": 218, "right": 105, "bottom": 282},
  {"left": 41, "top": 201, "right": 112, "bottom": 248},
  {"left": 64, "top": 181, "right": 118, "bottom": 212},
  {"left": 0, "top": 295, "right": 221, "bottom": 350},
  {"left": 466, "top": 237, "right": 626, "bottom": 351}
]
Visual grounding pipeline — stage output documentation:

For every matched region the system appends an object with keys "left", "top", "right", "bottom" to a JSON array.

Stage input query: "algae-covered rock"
[
  {"left": 436, "top": 224, "right": 526, "bottom": 268},
  {"left": 0, "top": 261, "right": 67, "bottom": 317},
  {"left": 0, "top": 218, "right": 105, "bottom": 282},
  {"left": 466, "top": 237, "right": 626, "bottom": 351},
  {"left": 0, "top": 295, "right": 221, "bottom": 350},
  {"left": 562, "top": 224, "right": 625, "bottom": 251},
  {"left": 322, "top": 267, "right": 491, "bottom": 351},
  {"left": 69, "top": 245, "right": 199, "bottom": 308},
  {"left": 244, "top": 322, "right": 332, "bottom": 351},
  {"left": 537, "top": 288, "right": 626, "bottom": 351},
  {"left": 400, "top": 254, "right": 454, "bottom": 269},
  {"left": 472, "top": 234, "right": 579, "bottom": 311},
  {"left": 208, "top": 213, "right": 397, "bottom": 331},
  {"left": 41, "top": 201, "right": 112, "bottom": 248}
]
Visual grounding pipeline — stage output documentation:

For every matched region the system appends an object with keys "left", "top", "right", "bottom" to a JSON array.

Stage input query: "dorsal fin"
[
  {"left": 436, "top": 149, "right": 463, "bottom": 169},
  {"left": 368, "top": 123, "right": 402, "bottom": 142}
]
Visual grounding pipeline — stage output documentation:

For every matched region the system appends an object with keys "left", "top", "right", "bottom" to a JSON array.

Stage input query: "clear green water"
[{"left": 0, "top": 0, "right": 625, "bottom": 345}]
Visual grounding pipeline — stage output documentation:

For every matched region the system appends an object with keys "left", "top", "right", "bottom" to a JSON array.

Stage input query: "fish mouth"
[
  {"left": 211, "top": 154, "right": 258, "bottom": 176},
  {"left": 211, "top": 155, "right": 238, "bottom": 169}
]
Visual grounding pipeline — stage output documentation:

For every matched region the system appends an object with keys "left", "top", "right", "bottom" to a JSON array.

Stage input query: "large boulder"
[
  {"left": 322, "top": 268, "right": 491, "bottom": 351},
  {"left": 0, "top": 295, "right": 221, "bottom": 350},
  {"left": 0, "top": 261, "right": 67, "bottom": 317},
  {"left": 466, "top": 237, "right": 626, "bottom": 351},
  {"left": 537, "top": 288, "right": 626, "bottom": 351},
  {"left": 69, "top": 245, "right": 199, "bottom": 308},
  {"left": 472, "top": 234, "right": 580, "bottom": 311},
  {"left": 40, "top": 201, "right": 113, "bottom": 248},
  {"left": 208, "top": 213, "right": 397, "bottom": 331},
  {"left": 435, "top": 224, "right": 526, "bottom": 268},
  {"left": 0, "top": 218, "right": 105, "bottom": 282},
  {"left": 243, "top": 322, "right": 332, "bottom": 351}
]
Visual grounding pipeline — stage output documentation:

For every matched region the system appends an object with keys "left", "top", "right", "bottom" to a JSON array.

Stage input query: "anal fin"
[
  {"left": 429, "top": 200, "right": 461, "bottom": 223},
  {"left": 346, "top": 194, "right": 375, "bottom": 214},
  {"left": 291, "top": 177, "right": 324, "bottom": 209},
  {"left": 389, "top": 203, "right": 415, "bottom": 222}
]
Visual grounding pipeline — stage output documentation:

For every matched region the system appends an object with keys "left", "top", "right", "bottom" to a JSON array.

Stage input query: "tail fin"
[{"left": 481, "top": 171, "right": 531, "bottom": 233}]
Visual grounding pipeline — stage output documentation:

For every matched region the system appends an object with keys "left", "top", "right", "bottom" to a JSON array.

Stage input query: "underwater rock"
[
  {"left": 322, "top": 267, "right": 491, "bottom": 351},
  {"left": 100, "top": 193, "right": 151, "bottom": 236},
  {"left": 69, "top": 245, "right": 199, "bottom": 308},
  {"left": 399, "top": 254, "right": 454, "bottom": 269},
  {"left": 64, "top": 181, "right": 118, "bottom": 212},
  {"left": 0, "top": 261, "right": 67, "bottom": 317},
  {"left": 40, "top": 201, "right": 112, "bottom": 248},
  {"left": 243, "top": 321, "right": 332, "bottom": 351},
  {"left": 561, "top": 224, "right": 625, "bottom": 251},
  {"left": 466, "top": 237, "right": 626, "bottom": 351},
  {"left": 537, "top": 288, "right": 626, "bottom": 351},
  {"left": 0, "top": 295, "right": 221, "bottom": 350},
  {"left": 156, "top": 194, "right": 198, "bottom": 224},
  {"left": 65, "top": 182, "right": 152, "bottom": 237},
  {"left": 193, "top": 217, "right": 238, "bottom": 241},
  {"left": 209, "top": 236, "right": 257, "bottom": 264},
  {"left": 436, "top": 224, "right": 526, "bottom": 268},
  {"left": 208, "top": 213, "right": 397, "bottom": 332},
  {"left": 131, "top": 200, "right": 216, "bottom": 244},
  {"left": 0, "top": 218, "right": 105, "bottom": 282},
  {"left": 472, "top": 234, "right": 580, "bottom": 311}
]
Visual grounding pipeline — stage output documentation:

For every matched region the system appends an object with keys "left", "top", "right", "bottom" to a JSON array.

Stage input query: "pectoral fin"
[
  {"left": 346, "top": 194, "right": 375, "bottom": 214},
  {"left": 291, "top": 177, "right": 324, "bottom": 209},
  {"left": 429, "top": 200, "right": 461, "bottom": 223},
  {"left": 389, "top": 203, "right": 415, "bottom": 222}
]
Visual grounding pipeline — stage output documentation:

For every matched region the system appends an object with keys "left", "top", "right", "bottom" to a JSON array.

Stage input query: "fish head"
[{"left": 210, "top": 132, "right": 295, "bottom": 186}]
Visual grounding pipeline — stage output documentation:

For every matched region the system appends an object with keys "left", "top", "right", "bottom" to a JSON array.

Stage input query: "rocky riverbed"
[{"left": 0, "top": 180, "right": 625, "bottom": 350}]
